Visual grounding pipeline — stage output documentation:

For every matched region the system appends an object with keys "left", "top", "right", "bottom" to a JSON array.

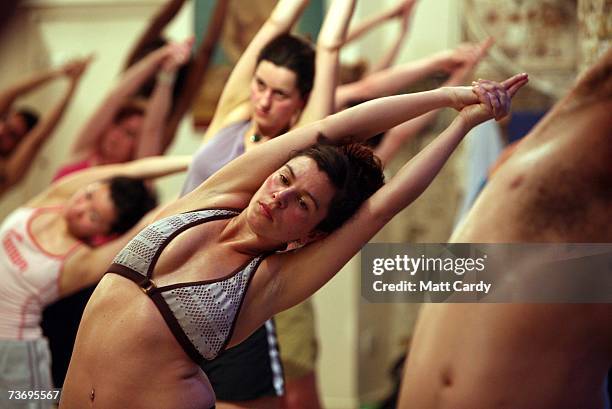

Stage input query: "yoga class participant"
[
  {"left": 182, "top": 0, "right": 356, "bottom": 407},
  {"left": 0, "top": 58, "right": 90, "bottom": 197},
  {"left": 53, "top": 39, "right": 192, "bottom": 181},
  {"left": 398, "top": 48, "right": 612, "bottom": 409},
  {"left": 0, "top": 155, "right": 189, "bottom": 409},
  {"left": 122, "top": 0, "right": 229, "bottom": 150},
  {"left": 59, "top": 74, "right": 527, "bottom": 409}
]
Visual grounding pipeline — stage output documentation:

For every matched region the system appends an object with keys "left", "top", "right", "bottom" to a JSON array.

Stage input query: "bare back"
[{"left": 399, "top": 50, "right": 612, "bottom": 409}]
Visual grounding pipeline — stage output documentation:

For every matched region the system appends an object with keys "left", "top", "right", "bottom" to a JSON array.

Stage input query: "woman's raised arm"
[
  {"left": 336, "top": 38, "right": 493, "bottom": 110},
  {"left": 31, "top": 155, "right": 190, "bottom": 206},
  {"left": 0, "top": 59, "right": 90, "bottom": 197},
  {"left": 297, "top": 0, "right": 356, "bottom": 127},
  {"left": 268, "top": 74, "right": 528, "bottom": 314},
  {"left": 136, "top": 39, "right": 192, "bottom": 158},
  {"left": 374, "top": 38, "right": 493, "bottom": 164},
  {"left": 343, "top": 0, "right": 417, "bottom": 74},
  {"left": 70, "top": 46, "right": 173, "bottom": 156},
  {"left": 195, "top": 83, "right": 479, "bottom": 204},
  {"left": 162, "top": 0, "right": 229, "bottom": 150}
]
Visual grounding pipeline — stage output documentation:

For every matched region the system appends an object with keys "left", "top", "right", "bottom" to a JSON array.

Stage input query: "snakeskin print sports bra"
[{"left": 107, "top": 208, "right": 268, "bottom": 365}]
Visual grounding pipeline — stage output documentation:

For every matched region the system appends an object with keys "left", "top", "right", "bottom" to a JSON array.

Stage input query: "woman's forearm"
[
  {"left": 71, "top": 48, "right": 167, "bottom": 155},
  {"left": 0, "top": 68, "right": 62, "bottom": 113},
  {"left": 123, "top": 0, "right": 186, "bottom": 69},
  {"left": 322, "top": 87, "right": 459, "bottom": 144},
  {"left": 121, "top": 155, "right": 191, "bottom": 180},
  {"left": 317, "top": 0, "right": 356, "bottom": 50},
  {"left": 137, "top": 72, "right": 174, "bottom": 158},
  {"left": 268, "top": 0, "right": 310, "bottom": 31},
  {"left": 300, "top": 0, "right": 356, "bottom": 124}
]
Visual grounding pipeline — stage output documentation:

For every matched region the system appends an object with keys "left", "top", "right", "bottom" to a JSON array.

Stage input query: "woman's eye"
[
  {"left": 280, "top": 174, "right": 289, "bottom": 185},
  {"left": 273, "top": 92, "right": 287, "bottom": 101},
  {"left": 298, "top": 198, "right": 308, "bottom": 210}
]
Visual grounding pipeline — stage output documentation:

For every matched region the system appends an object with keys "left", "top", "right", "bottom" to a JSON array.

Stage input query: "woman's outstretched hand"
[{"left": 459, "top": 73, "right": 529, "bottom": 128}]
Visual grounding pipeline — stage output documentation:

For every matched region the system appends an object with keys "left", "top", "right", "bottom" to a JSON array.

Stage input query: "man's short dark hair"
[{"left": 108, "top": 176, "right": 158, "bottom": 234}]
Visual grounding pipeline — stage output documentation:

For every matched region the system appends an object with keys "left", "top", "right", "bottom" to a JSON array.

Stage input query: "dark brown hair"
[
  {"left": 292, "top": 142, "right": 385, "bottom": 233},
  {"left": 257, "top": 34, "right": 315, "bottom": 98}
]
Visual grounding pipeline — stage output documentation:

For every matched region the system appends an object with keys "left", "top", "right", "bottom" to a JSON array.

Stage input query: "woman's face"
[
  {"left": 247, "top": 156, "right": 336, "bottom": 245},
  {"left": 250, "top": 60, "right": 305, "bottom": 136},
  {"left": 100, "top": 114, "right": 143, "bottom": 163},
  {"left": 64, "top": 183, "right": 117, "bottom": 240}
]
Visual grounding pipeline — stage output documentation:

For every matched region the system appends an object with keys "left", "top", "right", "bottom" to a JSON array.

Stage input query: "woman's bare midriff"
[{"left": 59, "top": 274, "right": 216, "bottom": 409}]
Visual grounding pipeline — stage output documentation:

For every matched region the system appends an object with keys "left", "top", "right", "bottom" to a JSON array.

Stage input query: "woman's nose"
[
  {"left": 273, "top": 187, "right": 295, "bottom": 207},
  {"left": 259, "top": 91, "right": 272, "bottom": 108}
]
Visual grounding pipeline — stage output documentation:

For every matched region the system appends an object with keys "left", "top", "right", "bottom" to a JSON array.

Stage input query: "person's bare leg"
[{"left": 283, "top": 372, "right": 323, "bottom": 409}]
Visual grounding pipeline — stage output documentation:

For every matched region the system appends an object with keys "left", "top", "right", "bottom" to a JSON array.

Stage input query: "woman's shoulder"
[
  {"left": 203, "top": 103, "right": 251, "bottom": 143},
  {"left": 203, "top": 119, "right": 250, "bottom": 150}
]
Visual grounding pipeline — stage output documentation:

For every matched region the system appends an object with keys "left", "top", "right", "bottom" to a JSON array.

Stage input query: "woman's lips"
[
  {"left": 254, "top": 107, "right": 268, "bottom": 117},
  {"left": 259, "top": 202, "right": 273, "bottom": 220}
]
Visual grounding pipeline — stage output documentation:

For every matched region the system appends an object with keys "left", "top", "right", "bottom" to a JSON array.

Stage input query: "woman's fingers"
[
  {"left": 473, "top": 84, "right": 493, "bottom": 112},
  {"left": 473, "top": 80, "right": 514, "bottom": 119},
  {"left": 507, "top": 77, "right": 529, "bottom": 98},
  {"left": 498, "top": 89, "right": 510, "bottom": 117},
  {"left": 501, "top": 73, "right": 529, "bottom": 93}
]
